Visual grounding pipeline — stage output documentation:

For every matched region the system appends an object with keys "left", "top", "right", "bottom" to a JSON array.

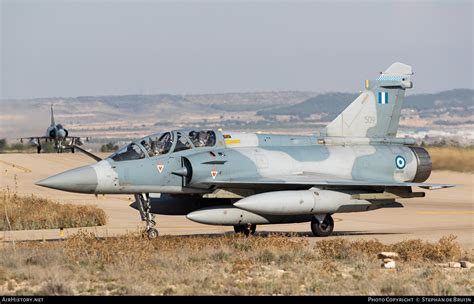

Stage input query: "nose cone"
[
  {"left": 57, "top": 129, "right": 67, "bottom": 139},
  {"left": 36, "top": 165, "right": 98, "bottom": 193}
]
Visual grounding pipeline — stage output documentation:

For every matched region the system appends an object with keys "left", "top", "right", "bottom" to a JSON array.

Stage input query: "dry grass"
[
  {"left": 0, "top": 191, "right": 107, "bottom": 230},
  {"left": 315, "top": 235, "right": 463, "bottom": 263},
  {"left": 428, "top": 147, "right": 474, "bottom": 172},
  {"left": 0, "top": 233, "right": 471, "bottom": 295}
]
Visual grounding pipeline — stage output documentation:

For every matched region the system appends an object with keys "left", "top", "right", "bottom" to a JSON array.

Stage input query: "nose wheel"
[
  {"left": 146, "top": 228, "right": 159, "bottom": 239},
  {"left": 134, "top": 193, "right": 158, "bottom": 239}
]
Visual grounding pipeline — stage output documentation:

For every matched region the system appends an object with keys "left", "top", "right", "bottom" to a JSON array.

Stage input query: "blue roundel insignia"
[{"left": 395, "top": 155, "right": 406, "bottom": 169}]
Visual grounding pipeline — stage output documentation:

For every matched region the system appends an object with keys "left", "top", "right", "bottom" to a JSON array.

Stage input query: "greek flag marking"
[{"left": 378, "top": 92, "right": 389, "bottom": 104}]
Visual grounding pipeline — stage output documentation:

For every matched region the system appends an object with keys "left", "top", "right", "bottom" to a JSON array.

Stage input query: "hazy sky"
[{"left": 1, "top": 0, "right": 472, "bottom": 99}]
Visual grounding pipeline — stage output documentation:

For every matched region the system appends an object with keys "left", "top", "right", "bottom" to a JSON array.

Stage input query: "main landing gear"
[
  {"left": 234, "top": 224, "right": 256, "bottom": 236},
  {"left": 311, "top": 214, "right": 334, "bottom": 237},
  {"left": 134, "top": 193, "right": 158, "bottom": 239}
]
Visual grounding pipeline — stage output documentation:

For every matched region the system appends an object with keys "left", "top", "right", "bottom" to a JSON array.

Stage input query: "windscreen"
[{"left": 110, "top": 143, "right": 145, "bottom": 162}]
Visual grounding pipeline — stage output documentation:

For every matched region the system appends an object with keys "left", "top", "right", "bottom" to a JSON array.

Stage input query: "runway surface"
[{"left": 1, "top": 153, "right": 473, "bottom": 248}]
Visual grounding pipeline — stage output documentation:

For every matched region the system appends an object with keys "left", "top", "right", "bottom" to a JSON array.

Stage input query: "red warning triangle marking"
[
  {"left": 211, "top": 169, "right": 218, "bottom": 179},
  {"left": 157, "top": 163, "right": 164, "bottom": 173}
]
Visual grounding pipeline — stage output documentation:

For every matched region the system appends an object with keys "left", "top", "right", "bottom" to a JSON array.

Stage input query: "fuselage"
[
  {"left": 37, "top": 129, "right": 431, "bottom": 195},
  {"left": 46, "top": 123, "right": 68, "bottom": 142}
]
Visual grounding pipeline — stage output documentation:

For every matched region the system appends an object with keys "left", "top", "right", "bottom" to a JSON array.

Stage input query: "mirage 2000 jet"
[
  {"left": 36, "top": 63, "right": 454, "bottom": 239},
  {"left": 19, "top": 104, "right": 86, "bottom": 153}
]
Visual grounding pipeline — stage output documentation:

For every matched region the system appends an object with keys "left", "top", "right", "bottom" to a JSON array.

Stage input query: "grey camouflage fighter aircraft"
[
  {"left": 19, "top": 104, "right": 86, "bottom": 153},
  {"left": 36, "top": 63, "right": 454, "bottom": 238}
]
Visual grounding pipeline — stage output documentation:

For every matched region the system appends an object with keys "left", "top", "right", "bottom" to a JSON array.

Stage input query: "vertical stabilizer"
[
  {"left": 321, "top": 62, "right": 413, "bottom": 138},
  {"left": 50, "top": 104, "right": 55, "bottom": 126}
]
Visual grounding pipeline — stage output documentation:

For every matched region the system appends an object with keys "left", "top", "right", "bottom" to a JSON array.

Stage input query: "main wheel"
[
  {"left": 146, "top": 228, "right": 159, "bottom": 239},
  {"left": 234, "top": 224, "right": 256, "bottom": 236},
  {"left": 311, "top": 215, "right": 334, "bottom": 237},
  {"left": 37, "top": 146, "right": 42, "bottom": 154},
  {"left": 71, "top": 148, "right": 75, "bottom": 153}
]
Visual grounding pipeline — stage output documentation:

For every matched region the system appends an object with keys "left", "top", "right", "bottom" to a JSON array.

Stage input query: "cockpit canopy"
[{"left": 110, "top": 129, "right": 217, "bottom": 162}]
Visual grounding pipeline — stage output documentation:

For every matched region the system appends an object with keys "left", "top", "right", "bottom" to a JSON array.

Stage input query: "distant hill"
[
  {"left": 75, "top": 94, "right": 198, "bottom": 115},
  {"left": 257, "top": 89, "right": 474, "bottom": 121},
  {"left": 404, "top": 89, "right": 474, "bottom": 118},
  {"left": 1, "top": 94, "right": 212, "bottom": 122},
  {"left": 185, "top": 91, "right": 317, "bottom": 112},
  {"left": 1, "top": 91, "right": 315, "bottom": 117},
  {"left": 76, "top": 94, "right": 189, "bottom": 104},
  {"left": 1, "top": 89, "right": 471, "bottom": 140},
  {"left": 257, "top": 92, "right": 358, "bottom": 119}
]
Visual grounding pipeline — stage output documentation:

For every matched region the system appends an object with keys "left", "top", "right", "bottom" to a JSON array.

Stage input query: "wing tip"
[{"left": 418, "top": 184, "right": 457, "bottom": 190}]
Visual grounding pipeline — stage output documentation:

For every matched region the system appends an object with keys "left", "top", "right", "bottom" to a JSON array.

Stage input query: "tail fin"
[
  {"left": 321, "top": 62, "right": 413, "bottom": 138},
  {"left": 50, "top": 104, "right": 55, "bottom": 125}
]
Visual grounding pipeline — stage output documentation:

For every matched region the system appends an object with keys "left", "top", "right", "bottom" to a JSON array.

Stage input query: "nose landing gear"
[{"left": 134, "top": 193, "right": 158, "bottom": 239}]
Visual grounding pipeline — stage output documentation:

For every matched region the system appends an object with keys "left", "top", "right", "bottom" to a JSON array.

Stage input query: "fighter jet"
[
  {"left": 36, "top": 63, "right": 454, "bottom": 238},
  {"left": 19, "top": 104, "right": 86, "bottom": 153}
]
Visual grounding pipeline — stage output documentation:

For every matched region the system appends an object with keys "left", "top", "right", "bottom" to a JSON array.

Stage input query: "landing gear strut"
[
  {"left": 234, "top": 224, "right": 256, "bottom": 236},
  {"left": 134, "top": 193, "right": 158, "bottom": 239},
  {"left": 311, "top": 214, "right": 334, "bottom": 237}
]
